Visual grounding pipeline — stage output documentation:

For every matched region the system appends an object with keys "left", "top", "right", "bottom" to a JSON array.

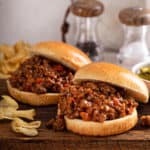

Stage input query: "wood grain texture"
[{"left": 0, "top": 79, "right": 150, "bottom": 150}]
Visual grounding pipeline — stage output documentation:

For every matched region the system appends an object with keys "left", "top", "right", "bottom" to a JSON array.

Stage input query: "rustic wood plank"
[{"left": 0, "top": 79, "right": 150, "bottom": 149}]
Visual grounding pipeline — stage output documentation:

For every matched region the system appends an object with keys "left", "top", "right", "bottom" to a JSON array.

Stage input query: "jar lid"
[
  {"left": 119, "top": 7, "right": 150, "bottom": 26},
  {"left": 71, "top": 0, "right": 104, "bottom": 17}
]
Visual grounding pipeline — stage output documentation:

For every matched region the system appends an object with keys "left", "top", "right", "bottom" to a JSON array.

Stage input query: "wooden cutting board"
[{"left": 0, "top": 79, "right": 150, "bottom": 150}]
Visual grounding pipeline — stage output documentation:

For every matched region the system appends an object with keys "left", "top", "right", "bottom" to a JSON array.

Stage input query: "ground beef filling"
[
  {"left": 9, "top": 55, "right": 74, "bottom": 94},
  {"left": 47, "top": 82, "right": 138, "bottom": 130}
]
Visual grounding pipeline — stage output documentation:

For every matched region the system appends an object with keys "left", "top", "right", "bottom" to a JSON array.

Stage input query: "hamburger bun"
[
  {"left": 7, "top": 41, "right": 91, "bottom": 106},
  {"left": 73, "top": 62, "right": 149, "bottom": 103},
  {"left": 7, "top": 80, "right": 59, "bottom": 106},
  {"left": 63, "top": 62, "right": 149, "bottom": 136},
  {"left": 65, "top": 108, "right": 138, "bottom": 136},
  {"left": 32, "top": 41, "right": 91, "bottom": 70}
]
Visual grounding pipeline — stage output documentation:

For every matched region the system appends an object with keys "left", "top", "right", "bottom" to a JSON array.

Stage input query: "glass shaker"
[
  {"left": 70, "top": 0, "right": 104, "bottom": 61},
  {"left": 118, "top": 7, "right": 150, "bottom": 69}
]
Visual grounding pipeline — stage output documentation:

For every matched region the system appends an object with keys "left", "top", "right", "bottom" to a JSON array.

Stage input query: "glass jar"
[
  {"left": 71, "top": 0, "right": 104, "bottom": 61},
  {"left": 118, "top": 7, "right": 150, "bottom": 69}
]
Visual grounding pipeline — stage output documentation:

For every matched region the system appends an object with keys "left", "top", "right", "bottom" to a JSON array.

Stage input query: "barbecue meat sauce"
[
  {"left": 47, "top": 81, "right": 138, "bottom": 131},
  {"left": 9, "top": 55, "right": 75, "bottom": 94}
]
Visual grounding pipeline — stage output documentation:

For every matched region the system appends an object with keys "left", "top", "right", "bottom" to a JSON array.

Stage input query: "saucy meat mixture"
[
  {"left": 47, "top": 81, "right": 138, "bottom": 131},
  {"left": 9, "top": 55, "right": 74, "bottom": 94}
]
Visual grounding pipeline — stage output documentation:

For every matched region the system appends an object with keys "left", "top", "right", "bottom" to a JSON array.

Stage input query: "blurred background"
[{"left": 0, "top": 0, "right": 149, "bottom": 51}]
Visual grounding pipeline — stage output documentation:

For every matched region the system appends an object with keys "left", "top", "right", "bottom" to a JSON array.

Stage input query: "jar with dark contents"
[{"left": 71, "top": 0, "right": 104, "bottom": 61}]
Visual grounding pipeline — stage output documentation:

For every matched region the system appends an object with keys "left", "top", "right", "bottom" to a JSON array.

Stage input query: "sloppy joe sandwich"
[
  {"left": 49, "top": 62, "right": 149, "bottom": 136},
  {"left": 7, "top": 41, "right": 91, "bottom": 106}
]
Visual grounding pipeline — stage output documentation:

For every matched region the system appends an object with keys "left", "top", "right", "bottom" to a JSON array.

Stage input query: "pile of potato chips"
[{"left": 0, "top": 41, "right": 31, "bottom": 79}]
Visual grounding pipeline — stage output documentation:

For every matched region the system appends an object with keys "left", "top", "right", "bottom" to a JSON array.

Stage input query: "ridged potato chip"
[{"left": 0, "top": 41, "right": 31, "bottom": 79}]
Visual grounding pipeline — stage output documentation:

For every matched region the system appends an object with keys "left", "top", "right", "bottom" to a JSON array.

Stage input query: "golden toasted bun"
[
  {"left": 7, "top": 80, "right": 59, "bottom": 106},
  {"left": 73, "top": 62, "right": 149, "bottom": 103},
  {"left": 65, "top": 108, "right": 138, "bottom": 136},
  {"left": 32, "top": 41, "right": 92, "bottom": 70},
  {"left": 7, "top": 42, "right": 91, "bottom": 106}
]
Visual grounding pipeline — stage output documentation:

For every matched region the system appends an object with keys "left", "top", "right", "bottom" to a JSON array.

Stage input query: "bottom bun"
[
  {"left": 65, "top": 109, "right": 138, "bottom": 136},
  {"left": 7, "top": 80, "right": 60, "bottom": 106}
]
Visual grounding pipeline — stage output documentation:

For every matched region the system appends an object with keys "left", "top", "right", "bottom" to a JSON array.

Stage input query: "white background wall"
[{"left": 0, "top": 0, "right": 148, "bottom": 50}]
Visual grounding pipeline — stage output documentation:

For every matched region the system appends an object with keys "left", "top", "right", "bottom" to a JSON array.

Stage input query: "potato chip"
[
  {"left": 0, "top": 73, "right": 10, "bottom": 79},
  {"left": 0, "top": 41, "right": 31, "bottom": 79},
  {"left": 14, "top": 41, "right": 31, "bottom": 52},
  {"left": 0, "top": 52, "right": 4, "bottom": 60},
  {"left": 0, "top": 44, "right": 15, "bottom": 59},
  {"left": 6, "top": 53, "right": 27, "bottom": 64},
  {"left": 4, "top": 63, "right": 19, "bottom": 73}
]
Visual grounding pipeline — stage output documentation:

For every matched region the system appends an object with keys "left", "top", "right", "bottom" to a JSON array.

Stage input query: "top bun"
[
  {"left": 73, "top": 62, "right": 149, "bottom": 103},
  {"left": 32, "top": 41, "right": 92, "bottom": 70}
]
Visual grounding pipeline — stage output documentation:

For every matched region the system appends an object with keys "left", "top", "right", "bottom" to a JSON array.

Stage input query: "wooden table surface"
[{"left": 0, "top": 79, "right": 150, "bottom": 150}]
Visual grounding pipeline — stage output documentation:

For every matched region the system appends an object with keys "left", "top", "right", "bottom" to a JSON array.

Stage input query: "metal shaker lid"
[
  {"left": 119, "top": 7, "right": 150, "bottom": 26},
  {"left": 71, "top": 0, "right": 104, "bottom": 17}
]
